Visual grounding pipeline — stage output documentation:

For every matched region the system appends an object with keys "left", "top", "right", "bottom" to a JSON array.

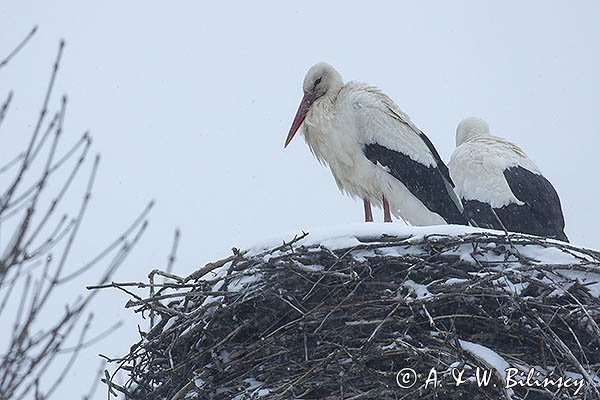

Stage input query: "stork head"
[
  {"left": 284, "top": 62, "right": 343, "bottom": 148},
  {"left": 455, "top": 117, "right": 490, "bottom": 146}
]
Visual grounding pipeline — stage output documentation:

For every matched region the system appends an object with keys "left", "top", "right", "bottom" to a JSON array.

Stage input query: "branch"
[
  {"left": 0, "top": 91, "right": 14, "bottom": 130},
  {"left": 0, "top": 26, "right": 37, "bottom": 70},
  {"left": 0, "top": 39, "right": 64, "bottom": 213}
]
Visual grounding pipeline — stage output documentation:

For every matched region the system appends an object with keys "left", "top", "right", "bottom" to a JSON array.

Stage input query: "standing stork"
[
  {"left": 284, "top": 62, "right": 466, "bottom": 225},
  {"left": 448, "top": 117, "right": 568, "bottom": 241}
]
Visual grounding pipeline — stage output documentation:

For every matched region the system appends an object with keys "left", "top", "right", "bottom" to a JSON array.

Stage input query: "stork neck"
[{"left": 315, "top": 84, "right": 343, "bottom": 109}]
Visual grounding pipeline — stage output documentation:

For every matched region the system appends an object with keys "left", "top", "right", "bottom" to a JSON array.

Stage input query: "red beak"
[{"left": 284, "top": 93, "right": 316, "bottom": 148}]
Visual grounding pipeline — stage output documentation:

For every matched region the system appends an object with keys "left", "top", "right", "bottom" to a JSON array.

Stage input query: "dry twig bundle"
[{"left": 98, "top": 228, "right": 600, "bottom": 399}]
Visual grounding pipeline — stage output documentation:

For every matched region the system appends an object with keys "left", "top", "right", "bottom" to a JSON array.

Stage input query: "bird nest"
[{"left": 100, "top": 228, "right": 600, "bottom": 399}]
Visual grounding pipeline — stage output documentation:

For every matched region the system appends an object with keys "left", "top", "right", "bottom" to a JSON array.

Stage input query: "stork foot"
[
  {"left": 383, "top": 195, "right": 392, "bottom": 223},
  {"left": 363, "top": 199, "right": 373, "bottom": 222}
]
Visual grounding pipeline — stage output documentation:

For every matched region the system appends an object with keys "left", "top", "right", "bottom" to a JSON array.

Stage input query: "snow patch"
[
  {"left": 229, "top": 271, "right": 262, "bottom": 292},
  {"left": 519, "top": 246, "right": 578, "bottom": 264},
  {"left": 403, "top": 279, "right": 432, "bottom": 300},
  {"left": 459, "top": 339, "right": 514, "bottom": 397}
]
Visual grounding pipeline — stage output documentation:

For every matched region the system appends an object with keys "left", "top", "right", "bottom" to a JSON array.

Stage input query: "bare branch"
[
  {"left": 0, "top": 131, "right": 91, "bottom": 225},
  {"left": 0, "top": 36, "right": 152, "bottom": 400},
  {"left": 0, "top": 26, "right": 37, "bottom": 70},
  {"left": 0, "top": 91, "right": 14, "bottom": 130},
  {"left": 0, "top": 151, "right": 25, "bottom": 176},
  {"left": 57, "top": 200, "right": 154, "bottom": 284},
  {"left": 0, "top": 39, "right": 64, "bottom": 213},
  {"left": 166, "top": 228, "right": 180, "bottom": 275}
]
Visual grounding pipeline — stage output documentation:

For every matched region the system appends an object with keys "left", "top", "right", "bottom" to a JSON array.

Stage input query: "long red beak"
[{"left": 284, "top": 93, "right": 316, "bottom": 148}]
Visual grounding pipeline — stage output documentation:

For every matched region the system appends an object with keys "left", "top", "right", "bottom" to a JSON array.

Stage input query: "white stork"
[
  {"left": 448, "top": 117, "right": 568, "bottom": 241},
  {"left": 284, "top": 62, "right": 466, "bottom": 225}
]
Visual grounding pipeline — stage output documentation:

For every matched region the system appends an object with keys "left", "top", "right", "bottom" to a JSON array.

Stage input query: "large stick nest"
[{"left": 102, "top": 230, "right": 600, "bottom": 399}]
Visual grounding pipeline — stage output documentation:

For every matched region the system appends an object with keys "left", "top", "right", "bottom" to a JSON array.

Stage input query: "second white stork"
[
  {"left": 284, "top": 62, "right": 466, "bottom": 225},
  {"left": 448, "top": 117, "right": 569, "bottom": 242}
]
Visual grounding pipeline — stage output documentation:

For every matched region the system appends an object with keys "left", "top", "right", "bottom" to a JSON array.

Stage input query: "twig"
[
  {"left": 166, "top": 228, "right": 180, "bottom": 275},
  {"left": 0, "top": 26, "right": 37, "bottom": 69}
]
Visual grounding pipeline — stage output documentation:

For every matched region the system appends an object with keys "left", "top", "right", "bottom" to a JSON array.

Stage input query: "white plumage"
[
  {"left": 285, "top": 63, "right": 464, "bottom": 225},
  {"left": 449, "top": 117, "right": 568, "bottom": 241},
  {"left": 450, "top": 117, "right": 540, "bottom": 208}
]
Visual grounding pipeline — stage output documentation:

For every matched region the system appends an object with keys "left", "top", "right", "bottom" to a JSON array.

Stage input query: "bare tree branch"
[
  {"left": 0, "top": 91, "right": 14, "bottom": 129},
  {"left": 0, "top": 26, "right": 37, "bottom": 70},
  {"left": 0, "top": 38, "right": 64, "bottom": 214},
  {"left": 57, "top": 200, "right": 154, "bottom": 284},
  {"left": 166, "top": 228, "right": 180, "bottom": 276},
  {"left": 0, "top": 32, "right": 152, "bottom": 400}
]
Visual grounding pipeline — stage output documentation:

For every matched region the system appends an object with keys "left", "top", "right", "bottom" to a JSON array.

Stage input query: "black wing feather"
[
  {"left": 364, "top": 143, "right": 466, "bottom": 225},
  {"left": 417, "top": 132, "right": 454, "bottom": 186},
  {"left": 502, "top": 166, "right": 568, "bottom": 241},
  {"left": 463, "top": 199, "right": 550, "bottom": 237},
  {"left": 464, "top": 167, "right": 568, "bottom": 241}
]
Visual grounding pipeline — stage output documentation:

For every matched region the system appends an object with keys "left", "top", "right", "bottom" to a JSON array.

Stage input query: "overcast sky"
[{"left": 2, "top": 1, "right": 599, "bottom": 398}]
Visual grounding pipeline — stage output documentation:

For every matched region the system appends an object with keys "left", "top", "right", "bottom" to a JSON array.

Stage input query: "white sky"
[{"left": 1, "top": 1, "right": 599, "bottom": 398}]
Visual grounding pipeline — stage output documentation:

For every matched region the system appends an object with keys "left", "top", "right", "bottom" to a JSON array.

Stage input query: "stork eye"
[{"left": 314, "top": 77, "right": 322, "bottom": 86}]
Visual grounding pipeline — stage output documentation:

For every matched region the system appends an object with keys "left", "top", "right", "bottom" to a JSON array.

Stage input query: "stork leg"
[
  {"left": 363, "top": 199, "right": 373, "bottom": 222},
  {"left": 383, "top": 195, "right": 392, "bottom": 223}
]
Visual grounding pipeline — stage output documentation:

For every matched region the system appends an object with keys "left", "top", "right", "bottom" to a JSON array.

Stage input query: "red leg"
[
  {"left": 363, "top": 199, "right": 373, "bottom": 222},
  {"left": 383, "top": 195, "right": 392, "bottom": 223}
]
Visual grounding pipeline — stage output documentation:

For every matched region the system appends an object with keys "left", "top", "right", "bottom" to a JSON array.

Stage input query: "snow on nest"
[
  {"left": 197, "top": 223, "right": 599, "bottom": 300},
  {"left": 247, "top": 223, "right": 590, "bottom": 259},
  {"left": 248, "top": 223, "right": 485, "bottom": 255},
  {"left": 459, "top": 340, "right": 514, "bottom": 397}
]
